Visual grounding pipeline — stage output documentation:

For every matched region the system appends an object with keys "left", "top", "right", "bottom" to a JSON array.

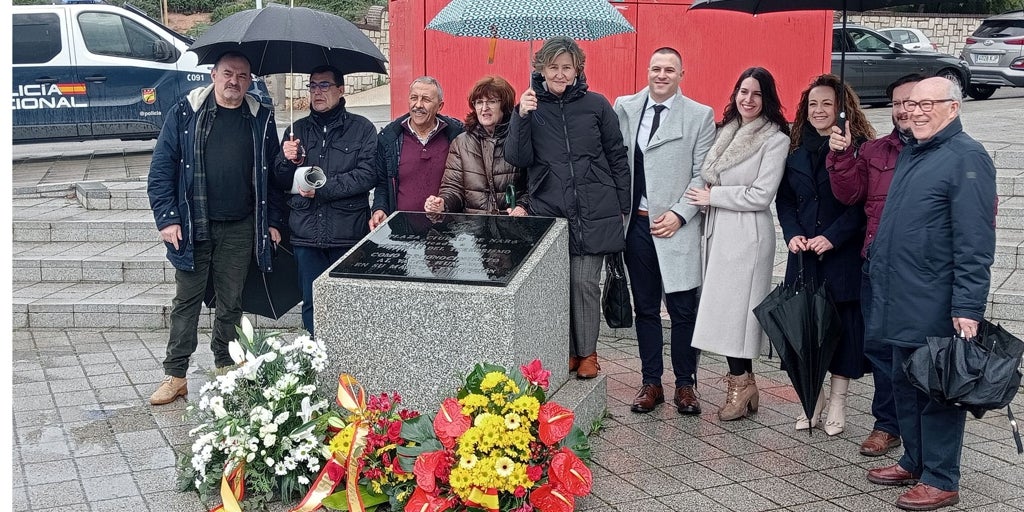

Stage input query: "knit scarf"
[{"left": 700, "top": 116, "right": 780, "bottom": 186}]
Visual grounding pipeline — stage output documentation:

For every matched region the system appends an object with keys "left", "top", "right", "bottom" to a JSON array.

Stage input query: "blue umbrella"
[{"left": 427, "top": 0, "right": 634, "bottom": 62}]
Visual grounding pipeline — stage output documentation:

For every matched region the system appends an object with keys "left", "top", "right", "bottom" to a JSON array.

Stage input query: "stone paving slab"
[{"left": 10, "top": 328, "right": 1024, "bottom": 511}]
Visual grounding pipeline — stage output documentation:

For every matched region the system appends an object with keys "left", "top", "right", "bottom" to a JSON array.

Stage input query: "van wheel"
[
  {"left": 937, "top": 69, "right": 964, "bottom": 94},
  {"left": 967, "top": 84, "right": 997, "bottom": 100}
]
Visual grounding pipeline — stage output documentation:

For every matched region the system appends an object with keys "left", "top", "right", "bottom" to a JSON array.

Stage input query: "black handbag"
[{"left": 602, "top": 253, "right": 633, "bottom": 329}]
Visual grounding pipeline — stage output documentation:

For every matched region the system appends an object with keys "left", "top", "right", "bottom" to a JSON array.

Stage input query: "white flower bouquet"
[{"left": 178, "top": 317, "right": 331, "bottom": 509}]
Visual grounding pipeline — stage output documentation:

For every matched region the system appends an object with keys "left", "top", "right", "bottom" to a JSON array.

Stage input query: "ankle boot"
[
  {"left": 795, "top": 389, "right": 826, "bottom": 430},
  {"left": 824, "top": 375, "right": 850, "bottom": 436},
  {"left": 719, "top": 372, "right": 758, "bottom": 421}
]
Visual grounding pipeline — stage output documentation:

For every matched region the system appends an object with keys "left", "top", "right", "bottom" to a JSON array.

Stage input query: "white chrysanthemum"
[
  {"left": 209, "top": 396, "right": 227, "bottom": 419},
  {"left": 274, "top": 411, "right": 290, "bottom": 424},
  {"left": 246, "top": 452, "right": 256, "bottom": 463},
  {"left": 297, "top": 475, "right": 309, "bottom": 485},
  {"left": 264, "top": 434, "right": 277, "bottom": 448},
  {"left": 265, "top": 457, "right": 275, "bottom": 467}
]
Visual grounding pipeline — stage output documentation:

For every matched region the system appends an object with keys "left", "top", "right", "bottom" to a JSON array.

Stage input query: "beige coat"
[
  {"left": 613, "top": 88, "right": 717, "bottom": 293},
  {"left": 691, "top": 120, "right": 789, "bottom": 360}
]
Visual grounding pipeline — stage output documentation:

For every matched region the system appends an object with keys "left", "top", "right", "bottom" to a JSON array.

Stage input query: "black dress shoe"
[
  {"left": 631, "top": 384, "right": 664, "bottom": 413},
  {"left": 674, "top": 385, "right": 701, "bottom": 415}
]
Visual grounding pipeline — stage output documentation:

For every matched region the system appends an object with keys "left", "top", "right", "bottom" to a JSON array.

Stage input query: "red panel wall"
[{"left": 388, "top": 0, "right": 832, "bottom": 122}]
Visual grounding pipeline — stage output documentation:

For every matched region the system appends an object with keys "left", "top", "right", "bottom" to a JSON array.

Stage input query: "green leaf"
[
  {"left": 564, "top": 425, "right": 592, "bottom": 462},
  {"left": 399, "top": 414, "right": 435, "bottom": 444},
  {"left": 321, "top": 485, "right": 390, "bottom": 511},
  {"left": 462, "top": 362, "right": 506, "bottom": 395},
  {"left": 396, "top": 437, "right": 443, "bottom": 473}
]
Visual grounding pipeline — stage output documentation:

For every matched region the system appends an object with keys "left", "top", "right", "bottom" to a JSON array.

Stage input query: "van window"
[
  {"left": 78, "top": 11, "right": 173, "bottom": 61},
  {"left": 13, "top": 13, "right": 62, "bottom": 64}
]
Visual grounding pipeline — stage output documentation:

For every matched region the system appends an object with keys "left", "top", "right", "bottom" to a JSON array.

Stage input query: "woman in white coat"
[{"left": 684, "top": 67, "right": 791, "bottom": 421}]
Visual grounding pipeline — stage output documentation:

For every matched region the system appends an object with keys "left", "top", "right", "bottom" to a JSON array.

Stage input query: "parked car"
[
  {"left": 833, "top": 24, "right": 970, "bottom": 106},
  {"left": 961, "top": 10, "right": 1024, "bottom": 100},
  {"left": 12, "top": 2, "right": 270, "bottom": 144},
  {"left": 878, "top": 27, "right": 940, "bottom": 52}
]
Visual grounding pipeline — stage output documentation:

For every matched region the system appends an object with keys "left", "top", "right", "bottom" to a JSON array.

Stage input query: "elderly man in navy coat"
[{"left": 864, "top": 77, "right": 996, "bottom": 511}]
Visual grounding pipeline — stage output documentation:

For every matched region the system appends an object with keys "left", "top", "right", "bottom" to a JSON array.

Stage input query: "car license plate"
[{"left": 977, "top": 54, "right": 1000, "bottom": 64}]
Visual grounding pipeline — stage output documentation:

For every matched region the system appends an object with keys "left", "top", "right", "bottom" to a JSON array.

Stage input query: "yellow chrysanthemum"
[
  {"left": 480, "top": 371, "right": 506, "bottom": 391},
  {"left": 328, "top": 425, "right": 356, "bottom": 456},
  {"left": 510, "top": 396, "right": 540, "bottom": 419}
]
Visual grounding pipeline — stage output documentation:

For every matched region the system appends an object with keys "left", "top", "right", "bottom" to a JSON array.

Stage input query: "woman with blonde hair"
[{"left": 776, "top": 74, "right": 874, "bottom": 435}]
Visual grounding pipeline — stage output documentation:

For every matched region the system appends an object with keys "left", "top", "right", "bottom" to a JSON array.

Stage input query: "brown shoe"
[
  {"left": 718, "top": 372, "right": 758, "bottom": 421},
  {"left": 673, "top": 385, "right": 701, "bottom": 415},
  {"left": 149, "top": 376, "right": 187, "bottom": 405},
  {"left": 896, "top": 483, "right": 959, "bottom": 511},
  {"left": 860, "top": 429, "right": 902, "bottom": 457},
  {"left": 867, "top": 463, "right": 919, "bottom": 486},
  {"left": 630, "top": 384, "right": 664, "bottom": 413},
  {"left": 576, "top": 353, "right": 600, "bottom": 379},
  {"left": 569, "top": 356, "right": 581, "bottom": 372}
]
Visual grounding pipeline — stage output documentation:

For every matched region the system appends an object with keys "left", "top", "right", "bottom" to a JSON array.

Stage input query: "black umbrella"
[
  {"left": 689, "top": 0, "right": 943, "bottom": 130},
  {"left": 188, "top": 3, "right": 387, "bottom": 77},
  {"left": 753, "top": 253, "right": 842, "bottom": 433},
  {"left": 204, "top": 240, "right": 302, "bottom": 320}
]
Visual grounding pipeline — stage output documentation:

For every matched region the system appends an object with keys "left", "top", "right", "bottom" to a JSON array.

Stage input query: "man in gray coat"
[{"left": 613, "top": 48, "right": 716, "bottom": 414}]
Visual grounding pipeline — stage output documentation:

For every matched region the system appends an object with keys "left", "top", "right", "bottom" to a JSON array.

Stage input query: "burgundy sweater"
[{"left": 396, "top": 128, "right": 451, "bottom": 211}]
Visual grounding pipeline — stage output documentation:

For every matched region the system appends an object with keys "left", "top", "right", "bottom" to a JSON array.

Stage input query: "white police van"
[{"left": 13, "top": 2, "right": 268, "bottom": 144}]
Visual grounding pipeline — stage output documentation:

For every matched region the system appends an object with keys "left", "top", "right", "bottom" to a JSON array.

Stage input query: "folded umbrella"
[{"left": 204, "top": 239, "right": 302, "bottom": 320}]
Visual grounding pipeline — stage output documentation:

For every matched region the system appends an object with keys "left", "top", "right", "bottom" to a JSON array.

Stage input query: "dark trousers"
[
  {"left": 892, "top": 345, "right": 967, "bottom": 491},
  {"left": 624, "top": 215, "right": 700, "bottom": 388},
  {"left": 862, "top": 268, "right": 900, "bottom": 437},
  {"left": 164, "top": 216, "right": 254, "bottom": 377},
  {"left": 294, "top": 245, "right": 351, "bottom": 336}
]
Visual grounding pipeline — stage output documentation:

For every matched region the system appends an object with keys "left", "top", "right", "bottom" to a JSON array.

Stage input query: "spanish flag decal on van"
[
  {"left": 142, "top": 88, "right": 156, "bottom": 104},
  {"left": 56, "top": 83, "right": 87, "bottom": 95}
]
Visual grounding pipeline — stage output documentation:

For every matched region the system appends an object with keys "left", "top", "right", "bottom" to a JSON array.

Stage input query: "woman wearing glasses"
[
  {"left": 776, "top": 74, "right": 874, "bottom": 434},
  {"left": 424, "top": 75, "right": 527, "bottom": 216},
  {"left": 276, "top": 65, "right": 379, "bottom": 336}
]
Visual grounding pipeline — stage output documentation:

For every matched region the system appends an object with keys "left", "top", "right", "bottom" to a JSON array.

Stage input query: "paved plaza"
[{"left": 9, "top": 87, "right": 1024, "bottom": 510}]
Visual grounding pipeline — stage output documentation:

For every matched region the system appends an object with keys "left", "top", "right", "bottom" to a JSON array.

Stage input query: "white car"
[{"left": 878, "top": 27, "right": 940, "bottom": 52}]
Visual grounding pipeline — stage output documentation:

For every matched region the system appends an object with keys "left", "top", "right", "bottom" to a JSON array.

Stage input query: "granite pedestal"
[{"left": 314, "top": 213, "right": 605, "bottom": 430}]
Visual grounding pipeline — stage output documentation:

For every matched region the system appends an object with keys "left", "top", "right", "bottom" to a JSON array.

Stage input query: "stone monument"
[{"left": 314, "top": 212, "right": 605, "bottom": 429}]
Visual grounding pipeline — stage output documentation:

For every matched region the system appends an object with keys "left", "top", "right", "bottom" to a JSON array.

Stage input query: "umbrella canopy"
[
  {"left": 189, "top": 3, "right": 387, "bottom": 77},
  {"left": 205, "top": 241, "right": 301, "bottom": 320},
  {"left": 753, "top": 254, "right": 842, "bottom": 433},
  {"left": 427, "top": 0, "right": 635, "bottom": 41}
]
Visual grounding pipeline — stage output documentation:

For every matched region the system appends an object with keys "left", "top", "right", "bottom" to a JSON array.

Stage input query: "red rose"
[{"left": 526, "top": 465, "right": 543, "bottom": 482}]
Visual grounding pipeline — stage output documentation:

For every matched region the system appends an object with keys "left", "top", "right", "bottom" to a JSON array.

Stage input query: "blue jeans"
[
  {"left": 892, "top": 345, "right": 967, "bottom": 491},
  {"left": 294, "top": 245, "right": 350, "bottom": 336},
  {"left": 862, "top": 266, "right": 900, "bottom": 437}
]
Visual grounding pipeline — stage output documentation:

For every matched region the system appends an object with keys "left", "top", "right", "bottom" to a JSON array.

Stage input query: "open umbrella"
[
  {"left": 426, "top": 0, "right": 635, "bottom": 63},
  {"left": 753, "top": 253, "right": 842, "bottom": 433},
  {"left": 689, "top": 0, "right": 942, "bottom": 128},
  {"left": 188, "top": 3, "right": 387, "bottom": 77}
]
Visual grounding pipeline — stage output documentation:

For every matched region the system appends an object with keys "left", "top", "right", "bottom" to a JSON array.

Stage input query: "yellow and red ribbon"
[
  {"left": 466, "top": 487, "right": 499, "bottom": 511},
  {"left": 211, "top": 460, "right": 245, "bottom": 512}
]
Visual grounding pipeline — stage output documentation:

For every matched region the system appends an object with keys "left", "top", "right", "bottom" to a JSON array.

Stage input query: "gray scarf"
[{"left": 700, "top": 116, "right": 780, "bottom": 186}]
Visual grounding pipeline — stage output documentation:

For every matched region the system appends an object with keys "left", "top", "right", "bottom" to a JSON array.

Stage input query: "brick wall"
[{"left": 845, "top": 11, "right": 986, "bottom": 57}]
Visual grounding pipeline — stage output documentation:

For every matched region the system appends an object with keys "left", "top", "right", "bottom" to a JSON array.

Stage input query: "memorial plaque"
[{"left": 329, "top": 212, "right": 555, "bottom": 286}]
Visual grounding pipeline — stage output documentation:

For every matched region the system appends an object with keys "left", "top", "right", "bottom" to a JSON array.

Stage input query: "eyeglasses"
[
  {"left": 473, "top": 99, "right": 500, "bottom": 108},
  {"left": 307, "top": 81, "right": 340, "bottom": 91},
  {"left": 897, "top": 99, "right": 955, "bottom": 112}
]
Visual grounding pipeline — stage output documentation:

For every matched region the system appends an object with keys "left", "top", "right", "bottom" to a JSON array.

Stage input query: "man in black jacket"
[
  {"left": 278, "top": 66, "right": 378, "bottom": 336},
  {"left": 370, "top": 76, "right": 463, "bottom": 229},
  {"left": 865, "top": 77, "right": 996, "bottom": 512}
]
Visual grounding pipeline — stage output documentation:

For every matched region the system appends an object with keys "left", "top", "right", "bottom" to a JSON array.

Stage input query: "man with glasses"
[
  {"left": 147, "top": 52, "right": 287, "bottom": 405},
  {"left": 827, "top": 73, "right": 924, "bottom": 457},
  {"left": 612, "top": 48, "right": 716, "bottom": 415},
  {"left": 370, "top": 76, "right": 463, "bottom": 229},
  {"left": 275, "top": 65, "right": 378, "bottom": 336},
  {"left": 863, "top": 77, "right": 996, "bottom": 511}
]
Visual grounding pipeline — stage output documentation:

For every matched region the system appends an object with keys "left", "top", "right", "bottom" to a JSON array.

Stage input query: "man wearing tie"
[{"left": 613, "top": 48, "right": 716, "bottom": 414}]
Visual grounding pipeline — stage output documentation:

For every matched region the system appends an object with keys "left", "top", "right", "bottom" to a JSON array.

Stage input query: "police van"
[{"left": 13, "top": 2, "right": 267, "bottom": 144}]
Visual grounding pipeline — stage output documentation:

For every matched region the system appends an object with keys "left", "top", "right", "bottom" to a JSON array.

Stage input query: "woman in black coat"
[
  {"left": 504, "top": 36, "right": 631, "bottom": 379},
  {"left": 776, "top": 74, "right": 874, "bottom": 436}
]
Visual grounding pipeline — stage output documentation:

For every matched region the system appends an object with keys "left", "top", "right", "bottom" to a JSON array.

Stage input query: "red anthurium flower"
[
  {"left": 405, "top": 486, "right": 453, "bottom": 512},
  {"left": 519, "top": 359, "right": 551, "bottom": 391},
  {"left": 548, "top": 448, "right": 592, "bottom": 496},
  {"left": 537, "top": 402, "right": 574, "bottom": 446},
  {"left": 529, "top": 483, "right": 574, "bottom": 512},
  {"left": 433, "top": 398, "right": 471, "bottom": 449},
  {"left": 413, "top": 450, "right": 448, "bottom": 493}
]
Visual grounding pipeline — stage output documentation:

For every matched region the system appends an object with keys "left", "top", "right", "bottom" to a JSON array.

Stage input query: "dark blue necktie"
[{"left": 634, "top": 104, "right": 667, "bottom": 211}]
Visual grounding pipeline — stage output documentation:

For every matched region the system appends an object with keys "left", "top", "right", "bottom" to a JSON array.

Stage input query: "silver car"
[{"left": 962, "top": 10, "right": 1024, "bottom": 100}]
